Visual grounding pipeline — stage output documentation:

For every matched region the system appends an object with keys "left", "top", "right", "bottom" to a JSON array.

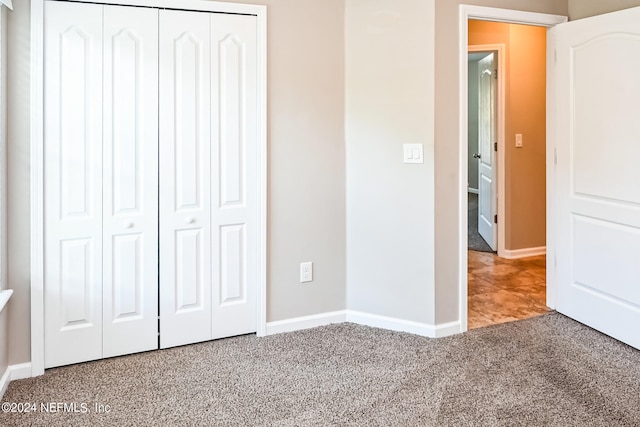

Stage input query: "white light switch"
[
  {"left": 403, "top": 144, "right": 424, "bottom": 164},
  {"left": 515, "top": 134, "right": 523, "bottom": 148}
]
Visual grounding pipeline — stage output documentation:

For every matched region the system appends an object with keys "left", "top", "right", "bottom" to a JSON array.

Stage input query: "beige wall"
[
  {"left": 0, "top": 306, "right": 7, "bottom": 384},
  {"left": 469, "top": 20, "right": 547, "bottom": 251},
  {"left": 345, "top": 0, "right": 435, "bottom": 324},
  {"left": 569, "top": 0, "right": 640, "bottom": 19},
  {"left": 0, "top": 7, "right": 7, "bottom": 383},
  {"left": 433, "top": 0, "right": 568, "bottom": 324},
  {"left": 14, "top": 0, "right": 630, "bottom": 368},
  {"left": 6, "top": 0, "right": 347, "bottom": 365},
  {"left": 6, "top": 0, "right": 30, "bottom": 365}
]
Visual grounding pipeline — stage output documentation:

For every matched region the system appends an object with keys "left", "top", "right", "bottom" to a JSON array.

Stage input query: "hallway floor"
[{"left": 468, "top": 250, "right": 550, "bottom": 329}]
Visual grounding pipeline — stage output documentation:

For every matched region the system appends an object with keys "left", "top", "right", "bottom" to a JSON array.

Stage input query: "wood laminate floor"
[{"left": 468, "top": 250, "right": 550, "bottom": 329}]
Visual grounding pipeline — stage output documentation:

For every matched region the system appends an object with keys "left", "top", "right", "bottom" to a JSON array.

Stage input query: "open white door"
[
  {"left": 477, "top": 53, "right": 497, "bottom": 251},
  {"left": 552, "top": 6, "right": 640, "bottom": 349}
]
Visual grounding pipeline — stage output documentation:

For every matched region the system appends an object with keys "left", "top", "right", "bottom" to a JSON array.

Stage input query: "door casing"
[
  {"left": 30, "top": 0, "right": 267, "bottom": 377},
  {"left": 458, "top": 5, "right": 567, "bottom": 332}
]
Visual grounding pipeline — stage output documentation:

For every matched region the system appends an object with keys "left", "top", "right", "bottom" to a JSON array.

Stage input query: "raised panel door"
[
  {"left": 44, "top": 1, "right": 104, "bottom": 368},
  {"left": 210, "top": 14, "right": 258, "bottom": 339},
  {"left": 102, "top": 5, "right": 159, "bottom": 358},
  {"left": 159, "top": 10, "right": 213, "bottom": 348}
]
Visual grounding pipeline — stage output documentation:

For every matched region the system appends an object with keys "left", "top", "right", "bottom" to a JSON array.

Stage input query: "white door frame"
[
  {"left": 458, "top": 5, "right": 566, "bottom": 332},
  {"left": 30, "top": 0, "right": 267, "bottom": 377},
  {"left": 468, "top": 44, "right": 504, "bottom": 254}
]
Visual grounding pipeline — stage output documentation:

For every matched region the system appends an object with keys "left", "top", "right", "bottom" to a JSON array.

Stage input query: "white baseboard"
[
  {"left": 265, "top": 310, "right": 463, "bottom": 339},
  {"left": 503, "top": 246, "right": 546, "bottom": 259},
  {"left": 346, "top": 311, "right": 461, "bottom": 338},
  {"left": 468, "top": 188, "right": 479, "bottom": 195},
  {"left": 265, "top": 310, "right": 347, "bottom": 335},
  {"left": 347, "top": 311, "right": 435, "bottom": 337},
  {"left": 0, "top": 289, "right": 13, "bottom": 314},
  {"left": 434, "top": 320, "right": 463, "bottom": 338},
  {"left": 0, "top": 363, "right": 32, "bottom": 400},
  {"left": 0, "top": 366, "right": 10, "bottom": 400}
]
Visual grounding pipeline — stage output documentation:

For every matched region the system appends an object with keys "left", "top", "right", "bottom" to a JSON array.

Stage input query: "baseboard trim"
[
  {"left": 346, "top": 311, "right": 461, "bottom": 338},
  {"left": 468, "top": 188, "right": 479, "bottom": 195},
  {"left": 0, "top": 363, "right": 32, "bottom": 400},
  {"left": 0, "top": 367, "right": 10, "bottom": 400},
  {"left": 434, "top": 320, "right": 462, "bottom": 338},
  {"left": 503, "top": 246, "right": 546, "bottom": 259},
  {"left": 265, "top": 310, "right": 463, "bottom": 339},
  {"left": 265, "top": 310, "right": 347, "bottom": 335},
  {"left": 0, "top": 289, "right": 13, "bottom": 314}
]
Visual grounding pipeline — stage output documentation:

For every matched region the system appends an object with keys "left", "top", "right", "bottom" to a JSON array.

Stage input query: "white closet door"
[
  {"left": 210, "top": 14, "right": 258, "bottom": 339},
  {"left": 102, "top": 6, "right": 159, "bottom": 358},
  {"left": 159, "top": 10, "right": 213, "bottom": 348},
  {"left": 44, "top": 1, "right": 104, "bottom": 368}
]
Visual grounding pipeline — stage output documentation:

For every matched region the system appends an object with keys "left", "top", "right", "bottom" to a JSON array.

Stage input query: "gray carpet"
[
  {"left": 468, "top": 192, "right": 495, "bottom": 253},
  {"left": 3, "top": 313, "right": 640, "bottom": 426}
]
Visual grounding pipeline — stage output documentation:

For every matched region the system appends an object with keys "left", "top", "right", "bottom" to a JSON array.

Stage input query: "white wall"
[{"left": 346, "top": 0, "right": 436, "bottom": 325}]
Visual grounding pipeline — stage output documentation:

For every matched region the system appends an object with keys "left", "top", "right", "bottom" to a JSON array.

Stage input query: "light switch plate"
[
  {"left": 515, "top": 134, "right": 523, "bottom": 148},
  {"left": 403, "top": 144, "right": 424, "bottom": 164}
]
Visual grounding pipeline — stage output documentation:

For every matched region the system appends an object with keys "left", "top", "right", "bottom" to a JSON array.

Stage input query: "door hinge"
[
  {"left": 494, "top": 69, "right": 497, "bottom": 79},
  {"left": 554, "top": 148, "right": 557, "bottom": 166},
  {"left": 494, "top": 214, "right": 498, "bottom": 224},
  {"left": 494, "top": 142, "right": 498, "bottom": 152}
]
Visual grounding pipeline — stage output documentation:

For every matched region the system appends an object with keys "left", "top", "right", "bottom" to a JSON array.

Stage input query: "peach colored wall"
[{"left": 468, "top": 20, "right": 547, "bottom": 251}]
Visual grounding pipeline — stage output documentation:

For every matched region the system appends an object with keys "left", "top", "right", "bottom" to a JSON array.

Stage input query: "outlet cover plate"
[{"left": 300, "top": 262, "right": 313, "bottom": 283}]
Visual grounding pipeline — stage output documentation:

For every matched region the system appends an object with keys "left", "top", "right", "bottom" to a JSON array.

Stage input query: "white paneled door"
[
  {"left": 160, "top": 11, "right": 259, "bottom": 348},
  {"left": 552, "top": 6, "right": 640, "bottom": 349},
  {"left": 44, "top": 0, "right": 260, "bottom": 367},
  {"left": 44, "top": 1, "right": 105, "bottom": 368},
  {"left": 477, "top": 53, "right": 497, "bottom": 251},
  {"left": 102, "top": 5, "right": 159, "bottom": 359},
  {"left": 210, "top": 13, "right": 259, "bottom": 340},
  {"left": 159, "top": 11, "right": 213, "bottom": 348}
]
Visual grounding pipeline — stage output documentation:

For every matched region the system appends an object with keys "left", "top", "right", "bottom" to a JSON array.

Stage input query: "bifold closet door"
[
  {"left": 159, "top": 11, "right": 213, "bottom": 348},
  {"left": 102, "top": 5, "right": 159, "bottom": 359},
  {"left": 44, "top": 1, "right": 159, "bottom": 368},
  {"left": 209, "top": 13, "right": 259, "bottom": 340},
  {"left": 159, "top": 11, "right": 259, "bottom": 348}
]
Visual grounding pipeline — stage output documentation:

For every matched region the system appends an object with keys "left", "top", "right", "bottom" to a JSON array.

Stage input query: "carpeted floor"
[
  {"left": 468, "top": 192, "right": 494, "bottom": 253},
  {"left": 2, "top": 313, "right": 640, "bottom": 426}
]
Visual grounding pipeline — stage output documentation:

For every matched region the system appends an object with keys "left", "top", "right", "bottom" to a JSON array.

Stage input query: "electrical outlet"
[{"left": 300, "top": 262, "right": 313, "bottom": 283}]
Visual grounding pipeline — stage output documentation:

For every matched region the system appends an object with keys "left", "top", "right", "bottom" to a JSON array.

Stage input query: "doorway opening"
[{"left": 458, "top": 7, "right": 568, "bottom": 331}]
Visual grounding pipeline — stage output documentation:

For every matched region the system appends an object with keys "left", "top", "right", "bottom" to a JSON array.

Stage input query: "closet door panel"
[
  {"left": 102, "top": 5, "right": 159, "bottom": 358},
  {"left": 44, "top": 1, "right": 104, "bottom": 368},
  {"left": 210, "top": 14, "right": 258, "bottom": 338},
  {"left": 159, "top": 10, "right": 213, "bottom": 349}
]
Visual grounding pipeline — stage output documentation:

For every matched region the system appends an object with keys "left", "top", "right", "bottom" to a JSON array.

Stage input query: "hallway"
[{"left": 468, "top": 250, "right": 549, "bottom": 329}]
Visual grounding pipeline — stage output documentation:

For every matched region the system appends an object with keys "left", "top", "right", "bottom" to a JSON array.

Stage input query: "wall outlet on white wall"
[{"left": 300, "top": 262, "right": 313, "bottom": 283}]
